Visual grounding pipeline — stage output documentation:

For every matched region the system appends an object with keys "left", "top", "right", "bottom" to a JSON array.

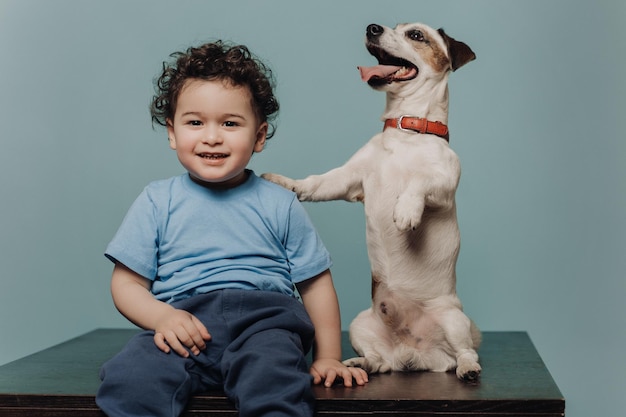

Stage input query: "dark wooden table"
[{"left": 0, "top": 329, "right": 564, "bottom": 416}]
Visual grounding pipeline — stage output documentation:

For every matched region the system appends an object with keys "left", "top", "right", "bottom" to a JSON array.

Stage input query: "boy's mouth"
[{"left": 198, "top": 152, "right": 228, "bottom": 160}]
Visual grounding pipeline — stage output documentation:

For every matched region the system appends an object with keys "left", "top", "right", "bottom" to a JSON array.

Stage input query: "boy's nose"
[{"left": 203, "top": 127, "right": 223, "bottom": 145}]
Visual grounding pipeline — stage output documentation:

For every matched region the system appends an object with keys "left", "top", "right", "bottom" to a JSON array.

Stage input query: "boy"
[{"left": 96, "top": 41, "right": 367, "bottom": 417}]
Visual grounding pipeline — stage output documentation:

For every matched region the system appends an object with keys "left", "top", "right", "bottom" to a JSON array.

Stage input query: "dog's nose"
[{"left": 366, "top": 24, "right": 384, "bottom": 39}]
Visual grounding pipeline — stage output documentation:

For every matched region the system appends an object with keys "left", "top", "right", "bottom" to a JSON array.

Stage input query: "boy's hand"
[
  {"left": 109, "top": 263, "right": 211, "bottom": 358},
  {"left": 310, "top": 358, "right": 368, "bottom": 388},
  {"left": 153, "top": 308, "right": 212, "bottom": 357}
]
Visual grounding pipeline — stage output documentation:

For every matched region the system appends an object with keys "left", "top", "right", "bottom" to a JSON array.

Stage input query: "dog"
[{"left": 262, "top": 22, "right": 481, "bottom": 381}]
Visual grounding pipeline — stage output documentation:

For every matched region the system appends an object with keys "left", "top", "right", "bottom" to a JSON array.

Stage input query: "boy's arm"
[
  {"left": 110, "top": 263, "right": 211, "bottom": 357},
  {"left": 296, "top": 270, "right": 368, "bottom": 387}
]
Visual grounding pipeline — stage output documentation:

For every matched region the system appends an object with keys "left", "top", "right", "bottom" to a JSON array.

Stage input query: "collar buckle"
[
  {"left": 396, "top": 115, "right": 416, "bottom": 133},
  {"left": 385, "top": 116, "right": 450, "bottom": 142}
]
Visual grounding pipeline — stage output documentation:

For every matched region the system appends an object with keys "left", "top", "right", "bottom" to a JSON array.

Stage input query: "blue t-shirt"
[{"left": 105, "top": 171, "right": 332, "bottom": 303}]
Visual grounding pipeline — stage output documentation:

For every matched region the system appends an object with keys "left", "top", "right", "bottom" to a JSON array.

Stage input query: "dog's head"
[{"left": 359, "top": 23, "right": 475, "bottom": 90}]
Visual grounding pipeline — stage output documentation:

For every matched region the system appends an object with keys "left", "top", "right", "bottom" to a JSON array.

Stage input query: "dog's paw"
[
  {"left": 261, "top": 173, "right": 297, "bottom": 191},
  {"left": 393, "top": 195, "right": 425, "bottom": 231},
  {"left": 456, "top": 361, "right": 481, "bottom": 382},
  {"left": 342, "top": 357, "right": 365, "bottom": 368},
  {"left": 343, "top": 356, "right": 391, "bottom": 374}
]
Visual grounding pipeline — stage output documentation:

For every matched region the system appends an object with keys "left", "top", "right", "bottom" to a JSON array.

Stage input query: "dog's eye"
[{"left": 408, "top": 30, "right": 425, "bottom": 42}]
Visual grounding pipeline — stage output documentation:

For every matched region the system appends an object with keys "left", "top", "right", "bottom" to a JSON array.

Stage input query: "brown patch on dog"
[
  {"left": 419, "top": 38, "right": 450, "bottom": 73},
  {"left": 379, "top": 301, "right": 388, "bottom": 315},
  {"left": 371, "top": 273, "right": 381, "bottom": 298},
  {"left": 378, "top": 300, "right": 398, "bottom": 328}
]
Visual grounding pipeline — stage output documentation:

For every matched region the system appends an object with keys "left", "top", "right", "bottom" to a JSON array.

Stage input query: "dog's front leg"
[
  {"left": 394, "top": 176, "right": 458, "bottom": 231},
  {"left": 260, "top": 172, "right": 300, "bottom": 193},
  {"left": 262, "top": 166, "right": 363, "bottom": 203},
  {"left": 393, "top": 184, "right": 426, "bottom": 231}
]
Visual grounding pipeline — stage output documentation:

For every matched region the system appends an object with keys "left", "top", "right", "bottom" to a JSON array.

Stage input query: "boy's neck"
[{"left": 188, "top": 170, "right": 251, "bottom": 190}]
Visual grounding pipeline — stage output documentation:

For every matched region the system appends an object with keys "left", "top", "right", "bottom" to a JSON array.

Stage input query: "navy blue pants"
[{"left": 96, "top": 290, "right": 316, "bottom": 417}]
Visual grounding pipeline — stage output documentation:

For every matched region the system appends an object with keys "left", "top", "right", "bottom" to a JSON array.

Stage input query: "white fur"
[{"left": 263, "top": 22, "right": 480, "bottom": 380}]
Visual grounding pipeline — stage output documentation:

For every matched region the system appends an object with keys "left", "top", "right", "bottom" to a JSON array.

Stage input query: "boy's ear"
[
  {"left": 167, "top": 119, "right": 176, "bottom": 150},
  {"left": 254, "top": 122, "right": 268, "bottom": 153}
]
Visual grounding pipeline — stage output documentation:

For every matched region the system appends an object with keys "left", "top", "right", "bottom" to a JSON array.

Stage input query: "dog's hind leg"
[
  {"left": 437, "top": 307, "right": 481, "bottom": 381},
  {"left": 343, "top": 308, "right": 394, "bottom": 373}
]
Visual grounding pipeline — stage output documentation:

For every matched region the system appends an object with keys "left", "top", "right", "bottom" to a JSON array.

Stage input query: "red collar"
[{"left": 384, "top": 116, "right": 449, "bottom": 142}]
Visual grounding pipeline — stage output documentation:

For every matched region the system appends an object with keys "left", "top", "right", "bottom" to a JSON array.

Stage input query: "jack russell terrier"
[{"left": 263, "top": 22, "right": 480, "bottom": 381}]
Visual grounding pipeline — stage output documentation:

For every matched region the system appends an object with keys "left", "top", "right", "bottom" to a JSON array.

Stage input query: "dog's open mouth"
[{"left": 358, "top": 46, "right": 418, "bottom": 86}]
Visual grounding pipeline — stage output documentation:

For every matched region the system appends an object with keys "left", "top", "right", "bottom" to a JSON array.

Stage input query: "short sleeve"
[
  {"left": 104, "top": 189, "right": 159, "bottom": 280},
  {"left": 283, "top": 198, "right": 333, "bottom": 283}
]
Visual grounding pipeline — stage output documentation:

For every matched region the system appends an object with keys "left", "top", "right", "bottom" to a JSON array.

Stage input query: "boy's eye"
[
  {"left": 223, "top": 121, "right": 238, "bottom": 127},
  {"left": 188, "top": 120, "right": 202, "bottom": 126}
]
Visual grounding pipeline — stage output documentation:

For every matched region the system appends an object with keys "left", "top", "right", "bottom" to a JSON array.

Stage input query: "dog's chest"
[{"left": 363, "top": 134, "right": 458, "bottom": 195}]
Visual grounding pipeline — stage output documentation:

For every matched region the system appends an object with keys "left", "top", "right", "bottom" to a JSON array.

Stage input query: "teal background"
[{"left": 1, "top": 1, "right": 624, "bottom": 416}]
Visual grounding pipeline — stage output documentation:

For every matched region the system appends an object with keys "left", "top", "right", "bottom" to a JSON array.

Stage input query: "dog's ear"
[{"left": 438, "top": 28, "right": 476, "bottom": 71}]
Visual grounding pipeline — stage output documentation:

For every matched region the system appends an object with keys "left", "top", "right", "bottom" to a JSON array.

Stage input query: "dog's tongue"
[{"left": 358, "top": 64, "right": 402, "bottom": 82}]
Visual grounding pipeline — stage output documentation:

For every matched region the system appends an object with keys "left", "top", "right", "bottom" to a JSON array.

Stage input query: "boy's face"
[{"left": 167, "top": 79, "right": 267, "bottom": 188}]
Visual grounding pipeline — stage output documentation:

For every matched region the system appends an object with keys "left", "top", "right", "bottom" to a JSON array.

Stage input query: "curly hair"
[{"left": 150, "top": 41, "right": 280, "bottom": 139}]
